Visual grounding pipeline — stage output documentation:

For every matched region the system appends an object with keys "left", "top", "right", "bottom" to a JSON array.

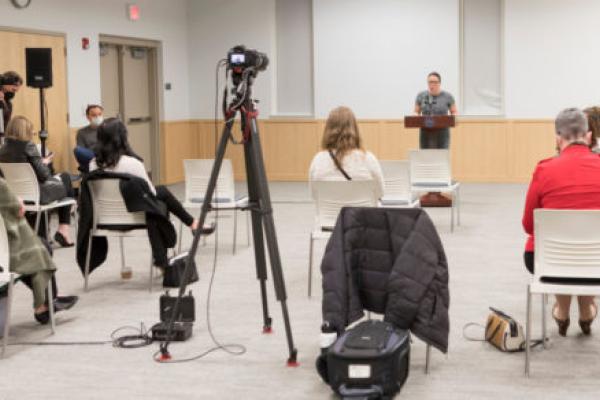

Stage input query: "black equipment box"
[
  {"left": 325, "top": 320, "right": 410, "bottom": 399},
  {"left": 160, "top": 291, "right": 195, "bottom": 323},
  {"left": 151, "top": 322, "right": 193, "bottom": 342}
]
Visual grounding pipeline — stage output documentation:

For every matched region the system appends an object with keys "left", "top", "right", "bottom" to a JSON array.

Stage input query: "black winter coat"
[
  {"left": 76, "top": 170, "right": 177, "bottom": 274},
  {"left": 321, "top": 207, "right": 450, "bottom": 353}
]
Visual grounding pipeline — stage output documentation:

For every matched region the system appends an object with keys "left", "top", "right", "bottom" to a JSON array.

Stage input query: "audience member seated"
[
  {"left": 0, "top": 178, "right": 78, "bottom": 324},
  {"left": 522, "top": 107, "right": 600, "bottom": 336},
  {"left": 0, "top": 116, "right": 75, "bottom": 247},
  {"left": 584, "top": 106, "right": 600, "bottom": 153},
  {"left": 88, "top": 118, "right": 199, "bottom": 267},
  {"left": 74, "top": 104, "right": 103, "bottom": 172},
  {"left": 308, "top": 106, "right": 384, "bottom": 199}
]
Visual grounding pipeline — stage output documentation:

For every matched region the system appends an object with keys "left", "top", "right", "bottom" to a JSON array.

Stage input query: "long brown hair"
[
  {"left": 321, "top": 106, "right": 362, "bottom": 162},
  {"left": 584, "top": 106, "right": 600, "bottom": 148}
]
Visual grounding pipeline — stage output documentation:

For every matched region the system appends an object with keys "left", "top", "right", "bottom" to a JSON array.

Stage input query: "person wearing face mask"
[
  {"left": 0, "top": 71, "right": 24, "bottom": 136},
  {"left": 74, "top": 104, "right": 104, "bottom": 172}
]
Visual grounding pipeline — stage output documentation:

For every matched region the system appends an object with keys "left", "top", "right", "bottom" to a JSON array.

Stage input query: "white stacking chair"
[
  {"left": 178, "top": 159, "right": 249, "bottom": 254},
  {"left": 0, "top": 213, "right": 55, "bottom": 358},
  {"left": 525, "top": 209, "right": 600, "bottom": 377},
  {"left": 0, "top": 163, "right": 76, "bottom": 239},
  {"left": 84, "top": 179, "right": 154, "bottom": 292},
  {"left": 408, "top": 150, "right": 461, "bottom": 232},
  {"left": 379, "top": 160, "right": 420, "bottom": 208},
  {"left": 308, "top": 180, "right": 379, "bottom": 297}
]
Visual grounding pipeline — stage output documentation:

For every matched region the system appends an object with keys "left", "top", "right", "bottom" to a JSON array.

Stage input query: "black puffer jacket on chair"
[{"left": 321, "top": 207, "right": 450, "bottom": 353}]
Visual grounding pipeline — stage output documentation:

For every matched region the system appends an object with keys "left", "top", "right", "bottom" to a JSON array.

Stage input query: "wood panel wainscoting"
[{"left": 159, "top": 118, "right": 556, "bottom": 185}]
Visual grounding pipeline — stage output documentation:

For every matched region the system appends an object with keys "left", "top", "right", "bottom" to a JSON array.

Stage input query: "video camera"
[{"left": 227, "top": 45, "right": 269, "bottom": 73}]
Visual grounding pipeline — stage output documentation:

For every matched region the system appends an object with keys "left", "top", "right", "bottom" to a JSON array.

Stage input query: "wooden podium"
[
  {"left": 404, "top": 115, "right": 455, "bottom": 130},
  {"left": 404, "top": 115, "right": 456, "bottom": 207}
]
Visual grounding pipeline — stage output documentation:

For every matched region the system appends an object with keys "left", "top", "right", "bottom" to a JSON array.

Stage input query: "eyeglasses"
[{"left": 427, "top": 80, "right": 440, "bottom": 85}]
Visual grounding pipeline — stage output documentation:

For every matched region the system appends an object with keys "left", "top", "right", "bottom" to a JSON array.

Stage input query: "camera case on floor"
[{"left": 318, "top": 320, "right": 410, "bottom": 400}]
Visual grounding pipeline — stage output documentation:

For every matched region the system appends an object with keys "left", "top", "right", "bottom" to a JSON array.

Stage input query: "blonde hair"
[
  {"left": 321, "top": 106, "right": 362, "bottom": 162},
  {"left": 5, "top": 116, "right": 34, "bottom": 142}
]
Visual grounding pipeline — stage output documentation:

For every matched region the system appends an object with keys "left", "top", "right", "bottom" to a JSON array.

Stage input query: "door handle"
[{"left": 128, "top": 116, "right": 152, "bottom": 124}]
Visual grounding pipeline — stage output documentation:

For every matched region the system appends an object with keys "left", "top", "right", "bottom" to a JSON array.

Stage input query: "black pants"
[
  {"left": 156, "top": 185, "right": 194, "bottom": 226},
  {"left": 27, "top": 173, "right": 74, "bottom": 236},
  {"left": 524, "top": 251, "right": 534, "bottom": 274}
]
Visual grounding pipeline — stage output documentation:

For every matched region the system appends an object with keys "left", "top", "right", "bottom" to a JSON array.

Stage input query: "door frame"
[{"left": 99, "top": 34, "right": 163, "bottom": 184}]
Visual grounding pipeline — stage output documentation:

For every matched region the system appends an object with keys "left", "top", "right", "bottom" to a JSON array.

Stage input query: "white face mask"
[{"left": 91, "top": 116, "right": 104, "bottom": 126}]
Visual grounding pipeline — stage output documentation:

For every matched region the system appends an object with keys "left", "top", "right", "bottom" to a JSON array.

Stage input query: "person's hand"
[
  {"left": 42, "top": 153, "right": 54, "bottom": 165},
  {"left": 18, "top": 197, "right": 25, "bottom": 218}
]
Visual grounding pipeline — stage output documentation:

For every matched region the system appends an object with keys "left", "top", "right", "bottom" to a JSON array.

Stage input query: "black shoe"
[
  {"left": 33, "top": 295, "right": 79, "bottom": 325},
  {"left": 54, "top": 232, "right": 74, "bottom": 248}
]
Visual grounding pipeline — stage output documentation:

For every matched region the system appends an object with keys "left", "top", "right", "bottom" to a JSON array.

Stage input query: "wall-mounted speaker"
[{"left": 25, "top": 48, "right": 53, "bottom": 89}]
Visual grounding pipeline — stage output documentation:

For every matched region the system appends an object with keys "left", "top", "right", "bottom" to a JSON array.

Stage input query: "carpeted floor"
[{"left": 2, "top": 182, "right": 599, "bottom": 400}]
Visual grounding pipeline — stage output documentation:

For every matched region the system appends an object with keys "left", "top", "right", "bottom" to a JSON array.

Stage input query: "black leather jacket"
[{"left": 0, "top": 138, "right": 52, "bottom": 182}]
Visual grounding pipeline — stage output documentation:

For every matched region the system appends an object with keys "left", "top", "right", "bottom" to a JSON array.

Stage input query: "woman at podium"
[{"left": 414, "top": 72, "right": 457, "bottom": 149}]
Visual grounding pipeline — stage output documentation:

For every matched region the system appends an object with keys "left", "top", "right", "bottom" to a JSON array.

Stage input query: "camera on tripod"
[{"left": 227, "top": 45, "right": 269, "bottom": 73}]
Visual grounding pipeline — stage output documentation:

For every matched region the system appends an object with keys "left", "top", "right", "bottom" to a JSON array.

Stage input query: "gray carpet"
[{"left": 2, "top": 182, "right": 599, "bottom": 400}]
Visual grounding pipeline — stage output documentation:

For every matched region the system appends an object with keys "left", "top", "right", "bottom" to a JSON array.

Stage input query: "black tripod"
[{"left": 159, "top": 69, "right": 298, "bottom": 366}]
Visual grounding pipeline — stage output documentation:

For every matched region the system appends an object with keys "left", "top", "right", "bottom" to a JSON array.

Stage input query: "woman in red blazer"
[{"left": 523, "top": 108, "right": 600, "bottom": 336}]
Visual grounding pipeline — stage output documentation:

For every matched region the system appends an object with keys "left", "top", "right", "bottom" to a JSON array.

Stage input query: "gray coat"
[{"left": 321, "top": 207, "right": 450, "bottom": 353}]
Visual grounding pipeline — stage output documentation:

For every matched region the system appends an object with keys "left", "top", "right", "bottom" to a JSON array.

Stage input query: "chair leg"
[
  {"left": 84, "top": 235, "right": 93, "bottom": 292},
  {"left": 119, "top": 237, "right": 126, "bottom": 272},
  {"left": 149, "top": 257, "right": 154, "bottom": 293},
  {"left": 2, "top": 277, "right": 14, "bottom": 358},
  {"left": 177, "top": 220, "right": 183, "bottom": 254},
  {"left": 47, "top": 280, "right": 55, "bottom": 334},
  {"left": 456, "top": 187, "right": 461, "bottom": 226},
  {"left": 450, "top": 196, "right": 455, "bottom": 233},
  {"left": 34, "top": 212, "right": 41, "bottom": 236},
  {"left": 425, "top": 344, "right": 431, "bottom": 374},
  {"left": 44, "top": 211, "right": 50, "bottom": 242},
  {"left": 308, "top": 235, "right": 314, "bottom": 298},
  {"left": 541, "top": 294, "right": 548, "bottom": 349},
  {"left": 525, "top": 285, "right": 532, "bottom": 377},
  {"left": 233, "top": 209, "right": 238, "bottom": 255},
  {"left": 246, "top": 210, "right": 250, "bottom": 247}
]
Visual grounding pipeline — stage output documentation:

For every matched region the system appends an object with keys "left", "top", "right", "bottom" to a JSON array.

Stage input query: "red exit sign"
[{"left": 128, "top": 4, "right": 140, "bottom": 21}]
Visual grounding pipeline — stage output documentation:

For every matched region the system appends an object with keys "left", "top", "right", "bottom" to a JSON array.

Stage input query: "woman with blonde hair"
[
  {"left": 309, "top": 106, "right": 384, "bottom": 198},
  {"left": 0, "top": 116, "right": 75, "bottom": 246}
]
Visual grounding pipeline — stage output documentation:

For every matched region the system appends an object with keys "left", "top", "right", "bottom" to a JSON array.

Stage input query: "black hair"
[
  {"left": 1, "top": 71, "right": 23, "bottom": 86},
  {"left": 94, "top": 118, "right": 142, "bottom": 168},
  {"left": 86, "top": 104, "right": 104, "bottom": 116},
  {"left": 427, "top": 71, "right": 441, "bottom": 83}
]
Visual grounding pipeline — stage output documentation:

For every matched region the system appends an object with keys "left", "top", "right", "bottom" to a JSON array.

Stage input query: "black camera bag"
[{"left": 320, "top": 320, "right": 410, "bottom": 399}]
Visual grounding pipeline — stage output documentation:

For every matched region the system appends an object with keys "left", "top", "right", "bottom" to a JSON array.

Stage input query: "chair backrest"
[
  {"left": 0, "top": 163, "right": 40, "bottom": 205},
  {"left": 379, "top": 160, "right": 412, "bottom": 200},
  {"left": 534, "top": 209, "right": 600, "bottom": 280},
  {"left": 183, "top": 159, "right": 235, "bottom": 204},
  {"left": 88, "top": 179, "right": 145, "bottom": 227},
  {"left": 312, "top": 180, "right": 378, "bottom": 229},
  {"left": 0, "top": 212, "right": 9, "bottom": 271},
  {"left": 409, "top": 149, "right": 452, "bottom": 186}
]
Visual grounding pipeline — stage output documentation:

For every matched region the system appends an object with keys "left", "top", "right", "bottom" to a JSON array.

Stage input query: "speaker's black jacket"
[
  {"left": 321, "top": 207, "right": 450, "bottom": 353},
  {"left": 76, "top": 170, "right": 177, "bottom": 274}
]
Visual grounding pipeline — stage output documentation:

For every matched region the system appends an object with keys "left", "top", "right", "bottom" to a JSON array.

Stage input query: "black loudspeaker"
[{"left": 25, "top": 48, "right": 53, "bottom": 89}]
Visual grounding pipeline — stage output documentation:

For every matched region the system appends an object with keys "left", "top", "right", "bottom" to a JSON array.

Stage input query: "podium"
[
  {"left": 404, "top": 115, "right": 456, "bottom": 207},
  {"left": 404, "top": 115, "right": 455, "bottom": 130}
]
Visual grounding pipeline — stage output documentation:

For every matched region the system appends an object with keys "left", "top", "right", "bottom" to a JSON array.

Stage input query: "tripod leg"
[
  {"left": 244, "top": 142, "right": 272, "bottom": 333},
  {"left": 246, "top": 117, "right": 298, "bottom": 366}
]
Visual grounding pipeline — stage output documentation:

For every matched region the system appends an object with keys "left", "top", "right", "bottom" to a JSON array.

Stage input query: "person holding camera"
[
  {"left": 0, "top": 71, "right": 23, "bottom": 135},
  {"left": 0, "top": 116, "right": 76, "bottom": 247}
]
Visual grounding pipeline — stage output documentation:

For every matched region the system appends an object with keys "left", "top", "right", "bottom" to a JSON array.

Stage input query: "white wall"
[
  {"left": 313, "top": 0, "right": 460, "bottom": 119},
  {"left": 504, "top": 0, "right": 600, "bottom": 118},
  {"left": 187, "top": 0, "right": 276, "bottom": 119},
  {"left": 0, "top": 0, "right": 190, "bottom": 126}
]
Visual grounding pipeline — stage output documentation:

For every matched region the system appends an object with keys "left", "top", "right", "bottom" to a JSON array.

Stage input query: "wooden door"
[{"left": 0, "top": 30, "right": 70, "bottom": 171}]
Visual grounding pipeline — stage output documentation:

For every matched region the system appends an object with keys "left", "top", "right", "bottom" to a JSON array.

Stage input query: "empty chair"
[
  {"left": 84, "top": 178, "right": 153, "bottom": 292},
  {"left": 525, "top": 209, "right": 600, "bottom": 377},
  {"left": 409, "top": 149, "right": 460, "bottom": 231},
  {"left": 0, "top": 162, "right": 76, "bottom": 239},
  {"left": 179, "top": 159, "right": 249, "bottom": 254},
  {"left": 308, "top": 180, "right": 379, "bottom": 297},
  {"left": 379, "top": 160, "right": 420, "bottom": 207}
]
